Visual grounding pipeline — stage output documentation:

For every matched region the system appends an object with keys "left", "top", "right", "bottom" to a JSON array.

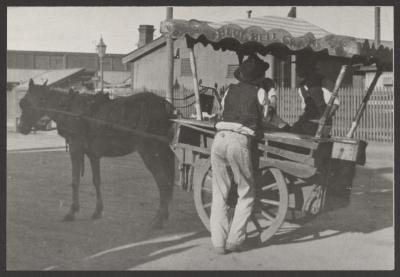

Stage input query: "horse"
[{"left": 18, "top": 79, "right": 176, "bottom": 228}]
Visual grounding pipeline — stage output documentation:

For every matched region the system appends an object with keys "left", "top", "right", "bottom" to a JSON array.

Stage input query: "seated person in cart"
[
  {"left": 210, "top": 54, "right": 274, "bottom": 254},
  {"left": 258, "top": 77, "right": 290, "bottom": 131},
  {"left": 291, "top": 51, "right": 340, "bottom": 137}
]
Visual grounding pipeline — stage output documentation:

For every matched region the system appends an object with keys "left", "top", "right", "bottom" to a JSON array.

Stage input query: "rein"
[{"left": 27, "top": 105, "right": 171, "bottom": 144}]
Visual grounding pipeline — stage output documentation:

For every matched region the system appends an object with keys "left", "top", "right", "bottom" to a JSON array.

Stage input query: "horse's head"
[{"left": 18, "top": 79, "right": 49, "bottom": 134}]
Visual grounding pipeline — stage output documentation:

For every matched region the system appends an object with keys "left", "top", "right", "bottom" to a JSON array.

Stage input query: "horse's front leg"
[
  {"left": 88, "top": 155, "right": 103, "bottom": 219},
  {"left": 63, "top": 140, "right": 84, "bottom": 221}
]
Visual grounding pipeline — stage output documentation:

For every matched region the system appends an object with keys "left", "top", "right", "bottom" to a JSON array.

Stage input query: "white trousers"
[{"left": 210, "top": 131, "right": 255, "bottom": 247}]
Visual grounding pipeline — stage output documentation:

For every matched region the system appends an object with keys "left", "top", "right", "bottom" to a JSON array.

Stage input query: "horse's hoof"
[
  {"left": 92, "top": 211, "right": 103, "bottom": 220},
  {"left": 63, "top": 214, "right": 75, "bottom": 222}
]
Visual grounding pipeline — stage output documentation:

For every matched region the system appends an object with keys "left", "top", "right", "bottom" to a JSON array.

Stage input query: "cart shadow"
[{"left": 261, "top": 165, "right": 394, "bottom": 247}]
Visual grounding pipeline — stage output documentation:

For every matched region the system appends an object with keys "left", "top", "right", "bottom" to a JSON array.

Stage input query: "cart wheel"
[
  {"left": 249, "top": 167, "right": 289, "bottom": 243},
  {"left": 193, "top": 158, "right": 213, "bottom": 230},
  {"left": 193, "top": 159, "right": 289, "bottom": 243}
]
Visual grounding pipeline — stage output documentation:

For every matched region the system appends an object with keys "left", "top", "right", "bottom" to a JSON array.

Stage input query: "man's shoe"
[
  {"left": 214, "top": 246, "right": 226, "bottom": 255},
  {"left": 225, "top": 242, "right": 246, "bottom": 253}
]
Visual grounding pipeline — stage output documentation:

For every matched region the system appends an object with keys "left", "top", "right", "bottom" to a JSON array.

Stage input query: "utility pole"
[
  {"left": 288, "top": 7, "right": 297, "bottom": 88},
  {"left": 166, "top": 7, "right": 174, "bottom": 104},
  {"left": 375, "top": 7, "right": 381, "bottom": 47}
]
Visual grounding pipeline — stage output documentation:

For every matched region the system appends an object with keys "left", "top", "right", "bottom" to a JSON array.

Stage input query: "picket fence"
[{"left": 146, "top": 86, "right": 394, "bottom": 143}]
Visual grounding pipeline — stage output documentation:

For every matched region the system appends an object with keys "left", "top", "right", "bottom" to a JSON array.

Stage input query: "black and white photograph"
[{"left": 5, "top": 4, "right": 394, "bottom": 270}]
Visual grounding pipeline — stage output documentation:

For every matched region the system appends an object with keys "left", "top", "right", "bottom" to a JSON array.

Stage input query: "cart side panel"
[{"left": 324, "top": 138, "right": 368, "bottom": 211}]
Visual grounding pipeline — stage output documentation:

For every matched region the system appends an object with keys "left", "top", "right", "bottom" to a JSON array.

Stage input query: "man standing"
[
  {"left": 210, "top": 55, "right": 270, "bottom": 254},
  {"left": 291, "top": 53, "right": 340, "bottom": 137}
]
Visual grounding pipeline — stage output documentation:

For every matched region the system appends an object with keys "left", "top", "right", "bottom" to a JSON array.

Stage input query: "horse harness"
[{"left": 25, "top": 91, "right": 171, "bottom": 144}]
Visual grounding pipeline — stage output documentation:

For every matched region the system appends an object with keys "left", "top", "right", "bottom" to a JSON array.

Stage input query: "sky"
[{"left": 7, "top": 6, "right": 394, "bottom": 54}]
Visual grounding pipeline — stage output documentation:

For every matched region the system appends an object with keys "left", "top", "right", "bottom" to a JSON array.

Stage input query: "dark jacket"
[
  {"left": 299, "top": 74, "right": 332, "bottom": 124},
  {"left": 222, "top": 82, "right": 262, "bottom": 132}
]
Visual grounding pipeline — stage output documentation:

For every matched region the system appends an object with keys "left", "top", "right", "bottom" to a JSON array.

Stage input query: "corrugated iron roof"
[
  {"left": 208, "top": 15, "right": 331, "bottom": 39},
  {"left": 7, "top": 69, "right": 47, "bottom": 83},
  {"left": 122, "top": 36, "right": 166, "bottom": 64},
  {"left": 13, "top": 68, "right": 85, "bottom": 91}
]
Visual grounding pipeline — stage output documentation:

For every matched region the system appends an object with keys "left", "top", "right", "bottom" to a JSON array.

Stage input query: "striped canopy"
[{"left": 160, "top": 16, "right": 392, "bottom": 65}]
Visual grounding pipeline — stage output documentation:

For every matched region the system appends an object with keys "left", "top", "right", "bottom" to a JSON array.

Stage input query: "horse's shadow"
[{"left": 261, "top": 165, "right": 393, "bottom": 247}]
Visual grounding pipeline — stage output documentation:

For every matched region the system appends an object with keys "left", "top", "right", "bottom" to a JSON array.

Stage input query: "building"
[
  {"left": 7, "top": 50, "right": 131, "bottom": 129},
  {"left": 7, "top": 50, "right": 130, "bottom": 90},
  {"left": 122, "top": 14, "right": 393, "bottom": 95}
]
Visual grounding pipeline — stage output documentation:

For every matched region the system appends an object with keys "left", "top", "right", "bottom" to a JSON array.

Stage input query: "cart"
[{"left": 160, "top": 17, "right": 392, "bottom": 243}]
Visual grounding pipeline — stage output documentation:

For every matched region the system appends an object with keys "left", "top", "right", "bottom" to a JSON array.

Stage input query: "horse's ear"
[
  {"left": 29, "top": 79, "right": 34, "bottom": 88},
  {"left": 43, "top": 79, "right": 48, "bottom": 86}
]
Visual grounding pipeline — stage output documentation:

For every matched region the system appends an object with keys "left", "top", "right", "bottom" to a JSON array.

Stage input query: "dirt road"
[{"left": 6, "top": 131, "right": 394, "bottom": 270}]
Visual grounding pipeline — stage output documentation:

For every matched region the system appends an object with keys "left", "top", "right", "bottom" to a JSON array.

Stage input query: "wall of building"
[
  {"left": 7, "top": 50, "right": 129, "bottom": 71},
  {"left": 131, "top": 38, "right": 243, "bottom": 92},
  {"left": 131, "top": 45, "right": 168, "bottom": 91}
]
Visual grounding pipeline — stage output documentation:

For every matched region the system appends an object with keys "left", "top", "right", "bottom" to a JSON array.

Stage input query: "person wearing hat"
[
  {"left": 210, "top": 54, "right": 271, "bottom": 254},
  {"left": 291, "top": 52, "right": 340, "bottom": 136}
]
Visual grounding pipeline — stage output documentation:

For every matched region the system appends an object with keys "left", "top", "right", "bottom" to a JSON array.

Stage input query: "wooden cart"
[
  {"left": 170, "top": 118, "right": 367, "bottom": 242},
  {"left": 160, "top": 16, "right": 392, "bottom": 243}
]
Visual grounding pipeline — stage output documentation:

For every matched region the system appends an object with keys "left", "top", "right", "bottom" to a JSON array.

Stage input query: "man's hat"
[{"left": 234, "top": 55, "right": 269, "bottom": 85}]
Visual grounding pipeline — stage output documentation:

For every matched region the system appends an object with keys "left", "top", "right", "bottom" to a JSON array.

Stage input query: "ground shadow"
[
  {"left": 62, "top": 231, "right": 208, "bottom": 270},
  {"left": 261, "top": 165, "right": 393, "bottom": 247}
]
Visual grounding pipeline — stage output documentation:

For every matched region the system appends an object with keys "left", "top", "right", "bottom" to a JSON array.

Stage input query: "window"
[
  {"left": 180, "top": 58, "right": 192, "bottom": 76},
  {"left": 34, "top": 55, "right": 50, "bottom": 69},
  {"left": 50, "top": 56, "right": 64, "bottom": 69},
  {"left": 226, "top": 64, "right": 239, "bottom": 78}
]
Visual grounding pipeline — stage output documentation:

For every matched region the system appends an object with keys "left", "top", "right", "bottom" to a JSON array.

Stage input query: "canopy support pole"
[
  {"left": 290, "top": 55, "right": 296, "bottom": 89},
  {"left": 188, "top": 46, "right": 202, "bottom": 120},
  {"left": 315, "top": 65, "right": 348, "bottom": 138},
  {"left": 346, "top": 67, "right": 383, "bottom": 138},
  {"left": 165, "top": 7, "right": 174, "bottom": 104}
]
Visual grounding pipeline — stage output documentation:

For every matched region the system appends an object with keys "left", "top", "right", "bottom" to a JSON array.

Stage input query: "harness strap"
[{"left": 27, "top": 106, "right": 170, "bottom": 143}]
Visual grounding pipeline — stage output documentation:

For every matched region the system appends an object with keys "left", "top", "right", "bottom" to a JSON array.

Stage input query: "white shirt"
[
  {"left": 297, "top": 85, "right": 340, "bottom": 110},
  {"left": 215, "top": 87, "right": 277, "bottom": 136}
]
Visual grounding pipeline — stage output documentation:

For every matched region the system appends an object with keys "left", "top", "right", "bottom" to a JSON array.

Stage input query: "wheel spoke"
[
  {"left": 261, "top": 209, "right": 276, "bottom": 221},
  {"left": 262, "top": 182, "right": 277, "bottom": 191},
  {"left": 260, "top": 199, "right": 280, "bottom": 206},
  {"left": 202, "top": 186, "right": 212, "bottom": 193},
  {"left": 250, "top": 214, "right": 263, "bottom": 234}
]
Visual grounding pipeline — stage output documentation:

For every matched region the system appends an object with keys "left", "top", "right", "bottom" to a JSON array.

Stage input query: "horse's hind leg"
[
  {"left": 138, "top": 142, "right": 175, "bottom": 229},
  {"left": 64, "top": 140, "right": 84, "bottom": 221},
  {"left": 89, "top": 155, "right": 103, "bottom": 219}
]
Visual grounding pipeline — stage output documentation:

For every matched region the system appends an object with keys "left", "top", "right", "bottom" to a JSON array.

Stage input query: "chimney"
[
  {"left": 375, "top": 7, "right": 381, "bottom": 47},
  {"left": 138, "top": 25, "right": 155, "bottom": 48},
  {"left": 287, "top": 7, "right": 296, "bottom": 18},
  {"left": 247, "top": 10, "right": 252, "bottom": 18}
]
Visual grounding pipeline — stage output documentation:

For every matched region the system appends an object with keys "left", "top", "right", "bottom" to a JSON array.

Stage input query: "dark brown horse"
[{"left": 18, "top": 79, "right": 176, "bottom": 228}]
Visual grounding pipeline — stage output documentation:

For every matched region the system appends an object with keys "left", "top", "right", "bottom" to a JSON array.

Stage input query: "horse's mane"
[{"left": 47, "top": 87, "right": 175, "bottom": 116}]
